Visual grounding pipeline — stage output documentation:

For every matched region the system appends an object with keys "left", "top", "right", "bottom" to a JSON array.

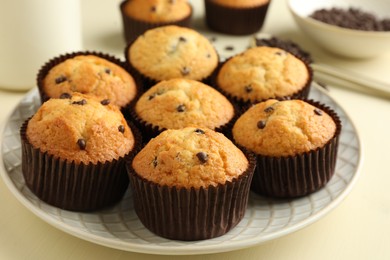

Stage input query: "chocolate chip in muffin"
[
  {"left": 179, "top": 36, "right": 187, "bottom": 42},
  {"left": 77, "top": 138, "right": 86, "bottom": 150},
  {"left": 150, "top": 6, "right": 156, "bottom": 12},
  {"left": 104, "top": 68, "right": 111, "bottom": 74},
  {"left": 152, "top": 157, "right": 158, "bottom": 168},
  {"left": 176, "top": 104, "right": 186, "bottom": 112},
  {"left": 196, "top": 152, "right": 208, "bottom": 164},
  {"left": 72, "top": 99, "right": 87, "bottom": 106},
  {"left": 194, "top": 128, "right": 205, "bottom": 134},
  {"left": 257, "top": 120, "right": 266, "bottom": 129},
  {"left": 118, "top": 125, "right": 125, "bottom": 133},
  {"left": 264, "top": 106, "right": 274, "bottom": 113},
  {"left": 59, "top": 93, "right": 72, "bottom": 99},
  {"left": 55, "top": 75, "right": 67, "bottom": 84},
  {"left": 314, "top": 108, "right": 323, "bottom": 116},
  {"left": 181, "top": 66, "right": 191, "bottom": 76},
  {"left": 100, "top": 99, "right": 110, "bottom": 105},
  {"left": 244, "top": 85, "right": 253, "bottom": 93}
]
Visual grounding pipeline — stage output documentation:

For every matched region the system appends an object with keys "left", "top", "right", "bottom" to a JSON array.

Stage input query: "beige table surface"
[{"left": 1, "top": 0, "right": 390, "bottom": 259}]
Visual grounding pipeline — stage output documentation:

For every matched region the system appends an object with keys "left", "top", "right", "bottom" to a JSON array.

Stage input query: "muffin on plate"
[
  {"left": 125, "top": 25, "right": 219, "bottom": 89},
  {"left": 120, "top": 0, "right": 193, "bottom": 44},
  {"left": 37, "top": 51, "right": 139, "bottom": 110},
  {"left": 20, "top": 93, "right": 140, "bottom": 211},
  {"left": 232, "top": 99, "right": 341, "bottom": 198},
  {"left": 128, "top": 126, "right": 255, "bottom": 240},
  {"left": 131, "top": 78, "right": 236, "bottom": 140},
  {"left": 215, "top": 46, "right": 312, "bottom": 106},
  {"left": 204, "top": 0, "right": 271, "bottom": 35}
]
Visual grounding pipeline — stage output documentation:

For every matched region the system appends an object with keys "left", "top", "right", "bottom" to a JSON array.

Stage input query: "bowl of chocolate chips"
[{"left": 288, "top": 0, "right": 390, "bottom": 58}]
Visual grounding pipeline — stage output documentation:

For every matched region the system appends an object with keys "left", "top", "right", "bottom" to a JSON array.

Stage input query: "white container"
[{"left": 0, "top": 0, "right": 83, "bottom": 91}]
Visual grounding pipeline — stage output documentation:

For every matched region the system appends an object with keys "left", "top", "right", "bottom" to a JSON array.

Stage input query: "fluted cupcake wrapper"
[
  {"left": 204, "top": 0, "right": 271, "bottom": 35},
  {"left": 211, "top": 55, "right": 313, "bottom": 110},
  {"left": 120, "top": 0, "right": 193, "bottom": 44},
  {"left": 20, "top": 119, "right": 142, "bottom": 212},
  {"left": 36, "top": 50, "right": 144, "bottom": 118},
  {"left": 250, "top": 100, "right": 342, "bottom": 198},
  {"left": 127, "top": 150, "right": 256, "bottom": 241}
]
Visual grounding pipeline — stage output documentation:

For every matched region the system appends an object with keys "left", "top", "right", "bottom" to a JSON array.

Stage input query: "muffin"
[
  {"left": 232, "top": 99, "right": 341, "bottom": 198},
  {"left": 128, "top": 126, "right": 255, "bottom": 240},
  {"left": 131, "top": 78, "right": 236, "bottom": 140},
  {"left": 204, "top": 0, "right": 271, "bottom": 35},
  {"left": 37, "top": 51, "right": 139, "bottom": 109},
  {"left": 120, "top": 0, "right": 193, "bottom": 44},
  {"left": 20, "top": 93, "right": 140, "bottom": 211},
  {"left": 215, "top": 46, "right": 312, "bottom": 105},
  {"left": 125, "top": 25, "right": 219, "bottom": 89}
]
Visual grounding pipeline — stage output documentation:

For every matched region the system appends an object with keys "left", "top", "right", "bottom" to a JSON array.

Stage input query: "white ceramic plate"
[{"left": 1, "top": 83, "right": 361, "bottom": 255}]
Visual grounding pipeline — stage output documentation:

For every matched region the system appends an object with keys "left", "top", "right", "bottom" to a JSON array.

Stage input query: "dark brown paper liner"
[
  {"left": 211, "top": 53, "right": 313, "bottom": 110},
  {"left": 120, "top": 0, "right": 193, "bottom": 44},
  {"left": 20, "top": 119, "right": 142, "bottom": 212},
  {"left": 129, "top": 95, "right": 241, "bottom": 143},
  {"left": 36, "top": 50, "right": 143, "bottom": 117},
  {"left": 127, "top": 150, "right": 256, "bottom": 241},
  {"left": 204, "top": 0, "right": 270, "bottom": 35},
  {"left": 249, "top": 100, "right": 342, "bottom": 198},
  {"left": 124, "top": 38, "right": 219, "bottom": 91}
]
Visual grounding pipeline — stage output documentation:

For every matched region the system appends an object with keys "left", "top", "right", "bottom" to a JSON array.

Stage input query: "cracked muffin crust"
[
  {"left": 41, "top": 54, "right": 137, "bottom": 108},
  {"left": 232, "top": 99, "right": 336, "bottom": 157},
  {"left": 122, "top": 0, "right": 192, "bottom": 23},
  {"left": 216, "top": 46, "right": 311, "bottom": 103},
  {"left": 134, "top": 78, "right": 234, "bottom": 130},
  {"left": 132, "top": 126, "right": 248, "bottom": 189},
  {"left": 26, "top": 93, "right": 135, "bottom": 164},
  {"left": 127, "top": 25, "right": 218, "bottom": 82}
]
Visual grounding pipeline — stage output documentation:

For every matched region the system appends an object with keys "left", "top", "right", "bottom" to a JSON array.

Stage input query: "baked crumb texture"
[
  {"left": 128, "top": 127, "right": 256, "bottom": 240},
  {"left": 233, "top": 99, "right": 341, "bottom": 198}
]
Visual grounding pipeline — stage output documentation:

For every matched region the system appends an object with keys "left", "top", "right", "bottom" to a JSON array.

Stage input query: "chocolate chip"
[
  {"left": 257, "top": 120, "right": 266, "bottom": 129},
  {"left": 209, "top": 36, "right": 217, "bottom": 42},
  {"left": 150, "top": 6, "right": 156, "bottom": 12},
  {"left": 55, "top": 75, "right": 67, "bottom": 84},
  {"left": 310, "top": 7, "right": 390, "bottom": 32},
  {"left": 264, "top": 106, "right": 274, "bottom": 113},
  {"left": 77, "top": 138, "right": 86, "bottom": 150},
  {"left": 118, "top": 125, "right": 125, "bottom": 133},
  {"left": 178, "top": 36, "right": 187, "bottom": 42},
  {"left": 105, "top": 68, "right": 111, "bottom": 74},
  {"left": 275, "top": 51, "right": 283, "bottom": 55},
  {"left": 100, "top": 99, "right": 110, "bottom": 105},
  {"left": 176, "top": 104, "right": 185, "bottom": 112},
  {"left": 225, "top": 46, "right": 234, "bottom": 51},
  {"left": 314, "top": 108, "right": 323, "bottom": 116},
  {"left": 206, "top": 53, "right": 211, "bottom": 58},
  {"left": 194, "top": 128, "right": 205, "bottom": 134},
  {"left": 152, "top": 157, "right": 158, "bottom": 168},
  {"left": 168, "top": 0, "right": 175, "bottom": 3},
  {"left": 59, "top": 93, "right": 72, "bottom": 99},
  {"left": 244, "top": 85, "right": 253, "bottom": 93},
  {"left": 196, "top": 152, "right": 208, "bottom": 164},
  {"left": 72, "top": 99, "right": 87, "bottom": 105},
  {"left": 181, "top": 67, "right": 191, "bottom": 76}
]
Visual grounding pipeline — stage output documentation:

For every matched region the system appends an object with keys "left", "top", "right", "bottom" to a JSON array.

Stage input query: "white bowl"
[{"left": 288, "top": 0, "right": 390, "bottom": 59}]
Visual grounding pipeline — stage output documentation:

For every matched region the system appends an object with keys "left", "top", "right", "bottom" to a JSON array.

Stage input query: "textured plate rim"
[{"left": 0, "top": 84, "right": 363, "bottom": 255}]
